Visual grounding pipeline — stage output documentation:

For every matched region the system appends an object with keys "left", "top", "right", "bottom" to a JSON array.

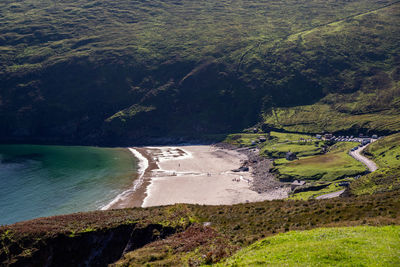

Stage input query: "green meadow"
[
  {"left": 273, "top": 142, "right": 365, "bottom": 181},
  {"left": 214, "top": 226, "right": 400, "bottom": 266}
]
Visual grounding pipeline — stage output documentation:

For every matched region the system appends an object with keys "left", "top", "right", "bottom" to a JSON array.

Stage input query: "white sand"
[{"left": 142, "top": 145, "right": 288, "bottom": 207}]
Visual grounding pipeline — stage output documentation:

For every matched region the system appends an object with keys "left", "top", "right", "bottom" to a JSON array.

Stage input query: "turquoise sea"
[{"left": 0, "top": 144, "right": 138, "bottom": 225}]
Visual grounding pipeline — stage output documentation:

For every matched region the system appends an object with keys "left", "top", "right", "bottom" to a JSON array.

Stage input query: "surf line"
[{"left": 101, "top": 147, "right": 149, "bottom": 210}]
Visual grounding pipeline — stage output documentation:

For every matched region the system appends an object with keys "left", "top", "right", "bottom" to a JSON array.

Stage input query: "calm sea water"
[{"left": 0, "top": 144, "right": 137, "bottom": 225}]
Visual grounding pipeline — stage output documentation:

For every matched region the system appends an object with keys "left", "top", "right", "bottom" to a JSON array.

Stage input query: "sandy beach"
[{"left": 107, "top": 145, "right": 289, "bottom": 209}]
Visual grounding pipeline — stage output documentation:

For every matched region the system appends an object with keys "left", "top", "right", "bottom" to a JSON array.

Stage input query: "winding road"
[
  {"left": 349, "top": 142, "right": 378, "bottom": 172},
  {"left": 317, "top": 140, "right": 379, "bottom": 199}
]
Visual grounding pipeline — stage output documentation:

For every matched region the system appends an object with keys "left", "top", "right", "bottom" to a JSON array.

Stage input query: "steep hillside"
[{"left": 1, "top": 0, "right": 399, "bottom": 144}]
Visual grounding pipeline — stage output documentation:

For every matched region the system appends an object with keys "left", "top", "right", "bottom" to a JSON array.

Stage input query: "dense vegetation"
[
  {"left": 216, "top": 226, "right": 400, "bottom": 266},
  {"left": 2, "top": 190, "right": 400, "bottom": 266},
  {"left": 1, "top": 0, "right": 399, "bottom": 144}
]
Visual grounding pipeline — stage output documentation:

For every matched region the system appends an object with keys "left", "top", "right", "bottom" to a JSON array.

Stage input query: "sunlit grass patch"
[
  {"left": 364, "top": 133, "right": 400, "bottom": 168},
  {"left": 261, "top": 142, "right": 322, "bottom": 158},
  {"left": 223, "top": 131, "right": 315, "bottom": 147},
  {"left": 213, "top": 226, "right": 400, "bottom": 266}
]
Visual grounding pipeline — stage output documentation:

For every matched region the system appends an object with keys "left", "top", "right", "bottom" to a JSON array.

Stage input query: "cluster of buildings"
[
  {"left": 285, "top": 133, "right": 380, "bottom": 161},
  {"left": 316, "top": 133, "right": 378, "bottom": 143}
]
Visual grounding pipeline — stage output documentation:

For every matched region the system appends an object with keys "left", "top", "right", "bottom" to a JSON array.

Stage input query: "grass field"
[
  {"left": 261, "top": 141, "right": 323, "bottom": 159},
  {"left": 214, "top": 226, "right": 400, "bottom": 266},
  {"left": 223, "top": 131, "right": 314, "bottom": 146},
  {"left": 273, "top": 142, "right": 366, "bottom": 181},
  {"left": 223, "top": 131, "right": 322, "bottom": 158}
]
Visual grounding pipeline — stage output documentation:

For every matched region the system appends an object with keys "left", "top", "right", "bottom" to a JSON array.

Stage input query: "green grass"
[
  {"left": 364, "top": 133, "right": 400, "bottom": 168},
  {"left": 351, "top": 167, "right": 400, "bottom": 195},
  {"left": 223, "top": 132, "right": 366, "bottom": 182},
  {"left": 273, "top": 142, "right": 366, "bottom": 181},
  {"left": 261, "top": 141, "right": 322, "bottom": 158},
  {"left": 223, "top": 133, "right": 269, "bottom": 147},
  {"left": 223, "top": 131, "right": 314, "bottom": 148},
  {"left": 270, "top": 132, "right": 314, "bottom": 142},
  {"left": 263, "top": 102, "right": 400, "bottom": 135},
  {"left": 214, "top": 226, "right": 400, "bottom": 266}
]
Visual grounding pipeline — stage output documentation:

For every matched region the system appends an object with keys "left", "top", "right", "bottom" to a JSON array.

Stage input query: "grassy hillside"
[
  {"left": 215, "top": 226, "right": 400, "bottom": 266},
  {"left": 351, "top": 133, "right": 400, "bottom": 195},
  {"left": 261, "top": 2, "right": 400, "bottom": 135},
  {"left": 0, "top": 0, "right": 399, "bottom": 144},
  {"left": 364, "top": 133, "right": 400, "bottom": 168}
]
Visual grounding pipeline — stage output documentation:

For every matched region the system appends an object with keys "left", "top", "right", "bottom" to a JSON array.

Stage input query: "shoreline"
[
  {"left": 105, "top": 145, "right": 289, "bottom": 209},
  {"left": 101, "top": 147, "right": 151, "bottom": 210}
]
